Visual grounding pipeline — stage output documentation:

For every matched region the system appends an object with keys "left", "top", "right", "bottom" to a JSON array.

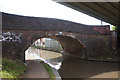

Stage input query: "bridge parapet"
[{"left": 3, "top": 13, "right": 110, "bottom": 35}]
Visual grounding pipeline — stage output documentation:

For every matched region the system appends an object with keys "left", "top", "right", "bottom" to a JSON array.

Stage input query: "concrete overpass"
[
  {"left": 56, "top": 2, "right": 120, "bottom": 53},
  {"left": 1, "top": 12, "right": 114, "bottom": 62},
  {"left": 57, "top": 2, "right": 119, "bottom": 27}
]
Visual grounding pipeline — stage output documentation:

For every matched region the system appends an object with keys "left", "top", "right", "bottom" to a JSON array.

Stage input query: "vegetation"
[
  {"left": 112, "top": 26, "right": 117, "bottom": 31},
  {"left": 31, "top": 45, "right": 41, "bottom": 49},
  {"left": 42, "top": 62, "right": 55, "bottom": 80},
  {"left": 0, "top": 58, "right": 26, "bottom": 79},
  {"left": 31, "top": 45, "right": 63, "bottom": 53}
]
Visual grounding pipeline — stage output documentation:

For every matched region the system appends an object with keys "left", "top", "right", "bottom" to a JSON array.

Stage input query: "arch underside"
[{"left": 30, "top": 35, "right": 87, "bottom": 59}]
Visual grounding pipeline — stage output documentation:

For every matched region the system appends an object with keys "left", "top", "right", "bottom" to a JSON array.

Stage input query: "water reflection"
[
  {"left": 59, "top": 56, "right": 119, "bottom": 79},
  {"left": 25, "top": 47, "right": 63, "bottom": 70}
]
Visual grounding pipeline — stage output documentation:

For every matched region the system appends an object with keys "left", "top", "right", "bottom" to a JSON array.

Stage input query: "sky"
[{"left": 0, "top": 0, "right": 112, "bottom": 28}]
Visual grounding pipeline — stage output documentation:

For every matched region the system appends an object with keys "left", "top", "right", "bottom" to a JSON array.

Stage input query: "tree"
[{"left": 112, "top": 26, "right": 117, "bottom": 31}]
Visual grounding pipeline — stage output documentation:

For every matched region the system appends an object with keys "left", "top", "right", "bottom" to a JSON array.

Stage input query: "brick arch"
[
  {"left": 24, "top": 34, "right": 87, "bottom": 62},
  {"left": 2, "top": 13, "right": 111, "bottom": 62}
]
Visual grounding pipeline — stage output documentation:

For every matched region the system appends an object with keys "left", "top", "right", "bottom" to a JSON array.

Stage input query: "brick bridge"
[{"left": 2, "top": 13, "right": 112, "bottom": 62}]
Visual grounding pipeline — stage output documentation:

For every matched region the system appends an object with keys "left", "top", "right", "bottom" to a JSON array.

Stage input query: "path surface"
[{"left": 23, "top": 60, "right": 50, "bottom": 78}]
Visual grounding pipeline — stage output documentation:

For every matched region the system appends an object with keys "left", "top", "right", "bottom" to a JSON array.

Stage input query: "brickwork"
[{"left": 2, "top": 13, "right": 113, "bottom": 62}]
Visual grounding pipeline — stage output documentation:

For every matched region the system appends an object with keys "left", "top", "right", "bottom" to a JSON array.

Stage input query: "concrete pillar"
[{"left": 117, "top": 2, "right": 120, "bottom": 63}]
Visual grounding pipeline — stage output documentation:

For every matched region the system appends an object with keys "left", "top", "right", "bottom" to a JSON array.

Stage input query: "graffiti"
[
  {"left": 55, "top": 34, "right": 59, "bottom": 36},
  {"left": 68, "top": 33, "right": 76, "bottom": 38},
  {"left": 59, "top": 32, "right": 63, "bottom": 35},
  {"left": 0, "top": 32, "right": 22, "bottom": 42},
  {"left": 47, "top": 34, "right": 52, "bottom": 36},
  {"left": 93, "top": 27, "right": 106, "bottom": 33}
]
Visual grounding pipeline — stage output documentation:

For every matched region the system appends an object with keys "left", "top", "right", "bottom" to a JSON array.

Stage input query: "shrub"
[{"left": 0, "top": 58, "right": 26, "bottom": 79}]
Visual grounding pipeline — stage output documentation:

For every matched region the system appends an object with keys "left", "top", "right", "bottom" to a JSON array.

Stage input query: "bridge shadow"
[{"left": 58, "top": 56, "right": 119, "bottom": 80}]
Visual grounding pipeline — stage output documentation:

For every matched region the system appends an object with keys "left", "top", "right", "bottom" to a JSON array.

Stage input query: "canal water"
[{"left": 25, "top": 47, "right": 119, "bottom": 80}]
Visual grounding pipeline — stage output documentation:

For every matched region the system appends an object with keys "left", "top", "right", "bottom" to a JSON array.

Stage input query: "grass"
[
  {"left": 0, "top": 58, "right": 26, "bottom": 79},
  {"left": 42, "top": 62, "right": 55, "bottom": 80},
  {"left": 31, "top": 45, "right": 41, "bottom": 49},
  {"left": 31, "top": 45, "right": 63, "bottom": 53}
]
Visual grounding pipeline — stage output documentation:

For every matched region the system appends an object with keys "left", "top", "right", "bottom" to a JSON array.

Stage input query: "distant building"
[{"left": 33, "top": 38, "right": 63, "bottom": 51}]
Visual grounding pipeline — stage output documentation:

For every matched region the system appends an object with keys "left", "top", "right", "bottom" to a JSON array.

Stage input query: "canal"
[{"left": 25, "top": 47, "right": 119, "bottom": 80}]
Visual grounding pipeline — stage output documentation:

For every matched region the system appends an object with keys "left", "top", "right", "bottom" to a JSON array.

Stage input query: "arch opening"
[
  {"left": 24, "top": 35, "right": 87, "bottom": 69},
  {"left": 25, "top": 38, "right": 63, "bottom": 70}
]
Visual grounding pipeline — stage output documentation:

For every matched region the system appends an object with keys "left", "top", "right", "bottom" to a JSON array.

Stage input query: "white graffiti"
[
  {"left": 0, "top": 32, "right": 22, "bottom": 42},
  {"left": 68, "top": 33, "right": 76, "bottom": 38},
  {"left": 59, "top": 32, "right": 63, "bottom": 35}
]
